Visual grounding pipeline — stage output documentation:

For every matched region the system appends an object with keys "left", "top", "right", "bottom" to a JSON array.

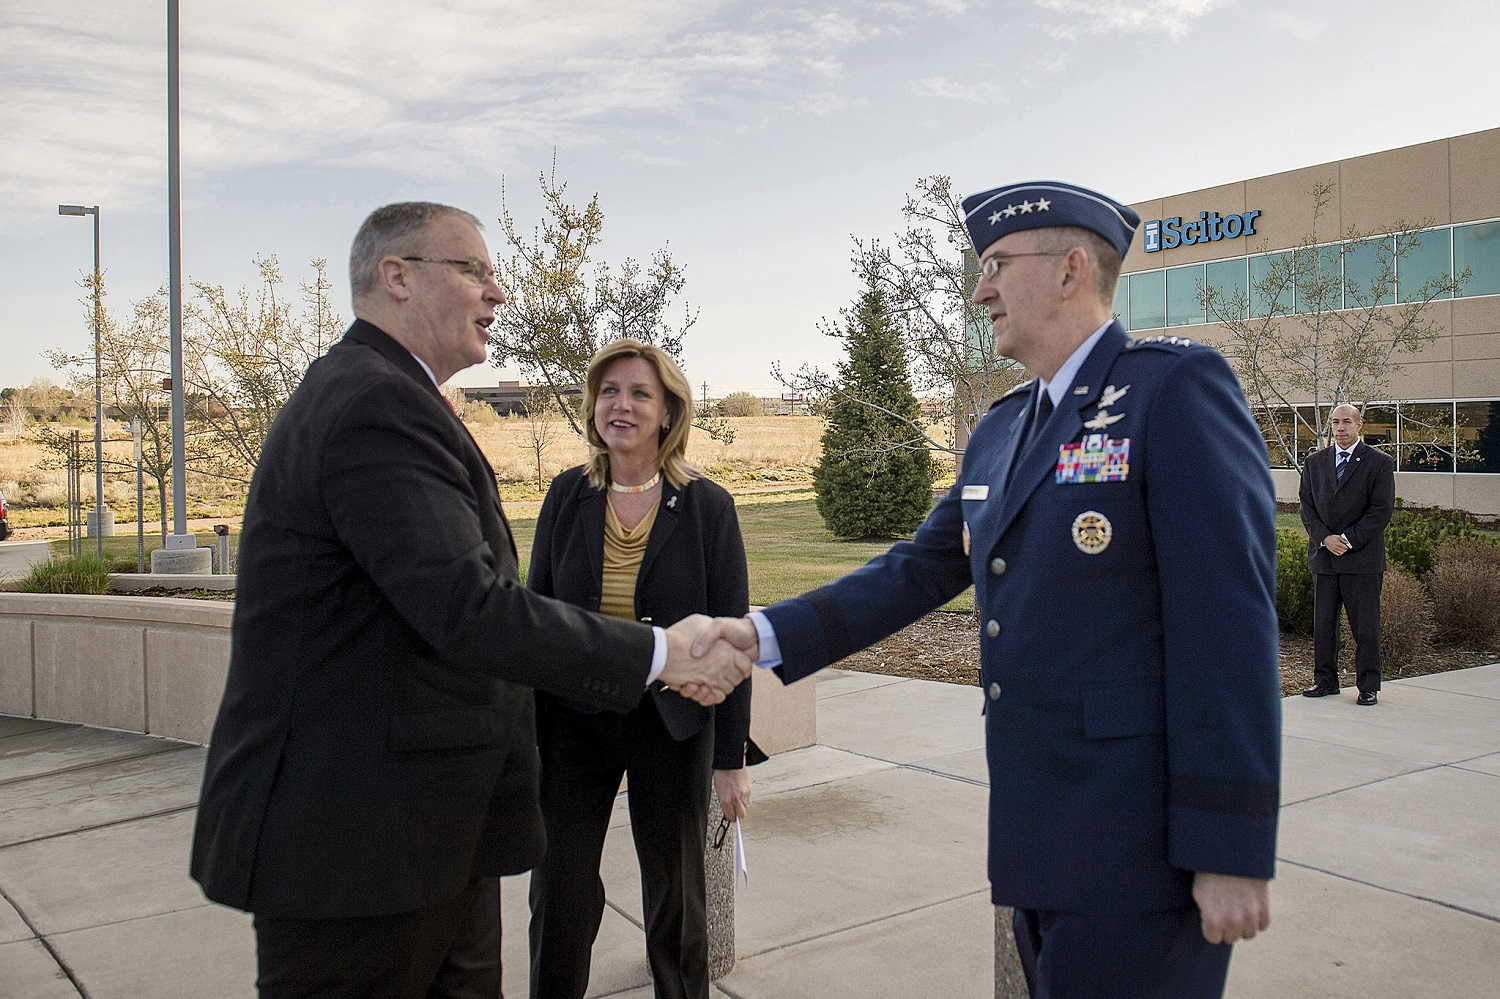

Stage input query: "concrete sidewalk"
[{"left": 2, "top": 665, "right": 1498, "bottom": 998}]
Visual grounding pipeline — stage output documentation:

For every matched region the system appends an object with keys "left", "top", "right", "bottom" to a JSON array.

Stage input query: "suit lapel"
[
  {"left": 638, "top": 481, "right": 681, "bottom": 592},
  {"left": 344, "top": 319, "right": 518, "bottom": 563},
  {"left": 978, "top": 325, "right": 1129, "bottom": 548},
  {"left": 578, "top": 484, "right": 608, "bottom": 602}
]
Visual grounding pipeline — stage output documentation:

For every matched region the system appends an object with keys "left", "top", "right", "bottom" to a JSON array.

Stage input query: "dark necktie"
[
  {"left": 1335, "top": 451, "right": 1349, "bottom": 482},
  {"left": 1024, "top": 390, "right": 1054, "bottom": 454}
]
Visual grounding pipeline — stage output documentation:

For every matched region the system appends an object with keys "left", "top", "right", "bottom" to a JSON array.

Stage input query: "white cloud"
[
  {"left": 1031, "top": 0, "right": 1231, "bottom": 40},
  {"left": 0, "top": 0, "right": 960, "bottom": 218}
]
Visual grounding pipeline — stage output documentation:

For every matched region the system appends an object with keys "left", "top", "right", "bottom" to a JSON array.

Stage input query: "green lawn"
[
  {"left": 48, "top": 530, "right": 240, "bottom": 570},
  {"left": 512, "top": 493, "right": 972, "bottom": 612}
]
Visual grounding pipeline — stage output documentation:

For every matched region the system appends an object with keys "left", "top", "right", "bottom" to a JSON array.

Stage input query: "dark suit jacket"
[
  {"left": 1299, "top": 441, "right": 1396, "bottom": 575},
  {"left": 191, "top": 320, "right": 655, "bottom": 919},
  {"left": 764, "top": 324, "right": 1282, "bottom": 914},
  {"left": 527, "top": 466, "right": 752, "bottom": 770}
]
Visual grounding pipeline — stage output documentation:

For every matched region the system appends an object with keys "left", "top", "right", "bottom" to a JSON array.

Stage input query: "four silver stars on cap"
[{"left": 987, "top": 197, "right": 1051, "bottom": 225}]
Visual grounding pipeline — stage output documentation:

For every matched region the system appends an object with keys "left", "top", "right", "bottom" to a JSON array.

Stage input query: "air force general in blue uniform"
[{"left": 726, "top": 182, "right": 1282, "bottom": 998}]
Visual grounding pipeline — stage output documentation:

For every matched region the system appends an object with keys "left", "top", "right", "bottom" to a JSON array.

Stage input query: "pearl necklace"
[{"left": 609, "top": 471, "right": 661, "bottom": 494}]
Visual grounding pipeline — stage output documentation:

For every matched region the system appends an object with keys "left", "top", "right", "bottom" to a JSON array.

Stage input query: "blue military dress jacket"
[{"left": 764, "top": 322, "right": 1281, "bottom": 914}]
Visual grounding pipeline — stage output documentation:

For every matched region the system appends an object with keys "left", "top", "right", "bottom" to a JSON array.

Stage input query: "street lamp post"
[{"left": 57, "top": 203, "right": 105, "bottom": 559}]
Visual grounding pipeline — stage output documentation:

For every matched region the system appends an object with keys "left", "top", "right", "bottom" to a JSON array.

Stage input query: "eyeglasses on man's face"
[
  {"left": 977, "top": 251, "right": 1067, "bottom": 281},
  {"left": 400, "top": 256, "right": 498, "bottom": 285}
]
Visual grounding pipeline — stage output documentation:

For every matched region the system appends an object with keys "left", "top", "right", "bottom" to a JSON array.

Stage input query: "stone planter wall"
[{"left": 0, "top": 592, "right": 816, "bottom": 753}]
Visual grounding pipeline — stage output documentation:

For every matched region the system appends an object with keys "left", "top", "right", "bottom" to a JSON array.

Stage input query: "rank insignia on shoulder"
[
  {"left": 1072, "top": 510, "right": 1112, "bottom": 555},
  {"left": 1057, "top": 434, "right": 1130, "bottom": 484}
]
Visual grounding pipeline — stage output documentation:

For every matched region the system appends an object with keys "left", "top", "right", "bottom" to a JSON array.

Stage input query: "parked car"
[{"left": 0, "top": 487, "right": 11, "bottom": 540}]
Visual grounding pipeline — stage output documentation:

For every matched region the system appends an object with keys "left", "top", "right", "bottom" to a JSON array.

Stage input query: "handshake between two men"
[{"left": 659, "top": 615, "right": 763, "bottom": 706}]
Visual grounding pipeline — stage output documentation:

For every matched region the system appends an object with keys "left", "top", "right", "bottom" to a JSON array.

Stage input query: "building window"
[
  {"left": 1396, "top": 227, "right": 1454, "bottom": 303},
  {"left": 1112, "top": 276, "right": 1129, "bottom": 325},
  {"left": 1166, "top": 264, "right": 1205, "bottom": 327},
  {"left": 1203, "top": 258, "right": 1249, "bottom": 321},
  {"left": 1458, "top": 401, "right": 1500, "bottom": 473},
  {"left": 1255, "top": 400, "right": 1500, "bottom": 475},
  {"left": 1128, "top": 271, "right": 1165, "bottom": 331},
  {"left": 1454, "top": 220, "right": 1500, "bottom": 298},
  {"left": 1295, "top": 245, "right": 1344, "bottom": 314},
  {"left": 1249, "top": 251, "right": 1294, "bottom": 317},
  {"left": 1344, "top": 237, "right": 1395, "bottom": 308},
  {"left": 1399, "top": 402, "right": 1456, "bottom": 472}
]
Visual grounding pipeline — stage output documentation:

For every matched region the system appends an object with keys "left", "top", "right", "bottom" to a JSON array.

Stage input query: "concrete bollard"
[
  {"left": 995, "top": 906, "right": 1028, "bottom": 998},
  {"left": 706, "top": 781, "right": 735, "bottom": 981},
  {"left": 150, "top": 546, "right": 212, "bottom": 575},
  {"left": 85, "top": 507, "right": 116, "bottom": 538}
]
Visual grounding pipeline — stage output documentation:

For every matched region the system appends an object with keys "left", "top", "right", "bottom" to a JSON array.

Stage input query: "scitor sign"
[{"left": 1143, "top": 209, "right": 1260, "bottom": 253}]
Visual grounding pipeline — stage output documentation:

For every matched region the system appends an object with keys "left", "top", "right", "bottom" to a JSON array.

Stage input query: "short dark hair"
[
  {"left": 1032, "top": 225, "right": 1122, "bottom": 306},
  {"left": 348, "top": 202, "right": 482, "bottom": 298}
]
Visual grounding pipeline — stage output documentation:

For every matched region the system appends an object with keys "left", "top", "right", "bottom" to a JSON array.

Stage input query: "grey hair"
[
  {"left": 1030, "top": 225, "right": 1122, "bottom": 305},
  {"left": 348, "top": 202, "right": 483, "bottom": 298}
]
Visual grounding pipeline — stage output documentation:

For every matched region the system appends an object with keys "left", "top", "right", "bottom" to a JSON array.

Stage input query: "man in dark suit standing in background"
[
  {"left": 1300, "top": 403, "right": 1397, "bottom": 706},
  {"left": 691, "top": 181, "right": 1282, "bottom": 999},
  {"left": 191, "top": 202, "right": 750, "bottom": 998}
]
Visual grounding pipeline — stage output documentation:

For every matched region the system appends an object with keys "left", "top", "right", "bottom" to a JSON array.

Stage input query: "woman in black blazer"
[{"left": 526, "top": 338, "right": 754, "bottom": 999}]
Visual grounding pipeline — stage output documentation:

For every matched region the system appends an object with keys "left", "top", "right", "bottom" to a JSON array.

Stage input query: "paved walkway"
[{"left": 2, "top": 665, "right": 1498, "bottom": 998}]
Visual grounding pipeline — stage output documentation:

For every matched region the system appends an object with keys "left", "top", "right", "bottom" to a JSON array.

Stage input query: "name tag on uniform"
[
  {"left": 962, "top": 485, "right": 989, "bottom": 500},
  {"left": 1056, "top": 434, "right": 1130, "bottom": 484}
]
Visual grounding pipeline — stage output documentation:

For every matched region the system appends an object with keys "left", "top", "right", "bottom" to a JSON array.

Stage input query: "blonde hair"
[{"left": 582, "top": 339, "right": 701, "bottom": 490}]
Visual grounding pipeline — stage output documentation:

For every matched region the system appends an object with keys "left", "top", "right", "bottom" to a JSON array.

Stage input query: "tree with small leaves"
[{"left": 487, "top": 154, "right": 733, "bottom": 445}]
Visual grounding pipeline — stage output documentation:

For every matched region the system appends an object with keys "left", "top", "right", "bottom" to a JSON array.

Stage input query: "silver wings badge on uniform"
[
  {"left": 1083, "top": 409, "right": 1125, "bottom": 431},
  {"left": 1097, "top": 384, "right": 1129, "bottom": 408}
]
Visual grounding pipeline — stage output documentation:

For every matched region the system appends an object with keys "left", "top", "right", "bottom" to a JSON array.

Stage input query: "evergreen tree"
[{"left": 814, "top": 282, "right": 933, "bottom": 538}]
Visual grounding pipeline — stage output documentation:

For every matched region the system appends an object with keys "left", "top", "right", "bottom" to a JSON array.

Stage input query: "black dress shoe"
[
  {"left": 1302, "top": 685, "right": 1339, "bottom": 697},
  {"left": 1357, "top": 691, "right": 1378, "bottom": 706}
]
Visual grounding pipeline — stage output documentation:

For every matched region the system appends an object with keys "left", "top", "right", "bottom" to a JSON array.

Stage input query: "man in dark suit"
[
  {"left": 190, "top": 202, "right": 750, "bottom": 998},
  {"left": 692, "top": 182, "right": 1281, "bottom": 998},
  {"left": 1299, "top": 403, "right": 1397, "bottom": 706}
]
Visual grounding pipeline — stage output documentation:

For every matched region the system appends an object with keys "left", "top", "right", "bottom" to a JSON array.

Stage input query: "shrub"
[
  {"left": 1379, "top": 568, "right": 1434, "bottom": 673},
  {"left": 1429, "top": 536, "right": 1500, "bottom": 647},
  {"left": 15, "top": 555, "right": 112, "bottom": 595},
  {"left": 1384, "top": 502, "right": 1481, "bottom": 583},
  {"left": 717, "top": 392, "right": 763, "bottom": 417},
  {"left": 1275, "top": 528, "right": 1314, "bottom": 633}
]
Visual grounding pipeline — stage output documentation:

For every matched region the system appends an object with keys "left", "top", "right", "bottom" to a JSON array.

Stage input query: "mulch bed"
[
  {"left": 839, "top": 611, "right": 1500, "bottom": 696},
  {"left": 105, "top": 590, "right": 1500, "bottom": 692}
]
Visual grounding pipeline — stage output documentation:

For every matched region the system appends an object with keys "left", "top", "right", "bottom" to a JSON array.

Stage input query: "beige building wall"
[{"left": 1119, "top": 128, "right": 1500, "bottom": 515}]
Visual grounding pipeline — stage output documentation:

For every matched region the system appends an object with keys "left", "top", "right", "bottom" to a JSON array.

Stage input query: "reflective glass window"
[
  {"left": 1257, "top": 406, "right": 1296, "bottom": 468},
  {"left": 1295, "top": 245, "right": 1343, "bottom": 314},
  {"left": 1295, "top": 405, "right": 1321, "bottom": 463},
  {"left": 1203, "top": 258, "right": 1249, "bottom": 321},
  {"left": 1454, "top": 220, "right": 1500, "bottom": 298},
  {"left": 1113, "top": 276, "right": 1129, "bottom": 325},
  {"left": 1361, "top": 405, "right": 1397, "bottom": 452},
  {"left": 1397, "top": 228, "right": 1453, "bottom": 303},
  {"left": 1399, "top": 402, "right": 1456, "bottom": 472},
  {"left": 1344, "top": 238, "right": 1396, "bottom": 308},
  {"left": 1166, "top": 264, "right": 1205, "bottom": 327},
  {"left": 1249, "top": 252, "right": 1294, "bottom": 317},
  {"left": 1457, "top": 400, "right": 1500, "bottom": 473},
  {"left": 1128, "top": 271, "right": 1166, "bottom": 331}
]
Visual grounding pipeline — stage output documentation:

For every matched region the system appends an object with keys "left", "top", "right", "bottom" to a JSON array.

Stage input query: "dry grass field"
[
  {"left": 3, "top": 414, "right": 954, "bottom": 530},
  {"left": 1, "top": 416, "right": 839, "bottom": 527}
]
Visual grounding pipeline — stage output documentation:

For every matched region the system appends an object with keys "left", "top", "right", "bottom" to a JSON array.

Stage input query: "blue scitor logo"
[{"left": 1143, "top": 210, "right": 1260, "bottom": 253}]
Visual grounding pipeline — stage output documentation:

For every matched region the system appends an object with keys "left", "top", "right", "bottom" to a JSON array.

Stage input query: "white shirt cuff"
[
  {"left": 748, "top": 610, "right": 783, "bottom": 669},
  {"left": 647, "top": 626, "right": 666, "bottom": 686}
]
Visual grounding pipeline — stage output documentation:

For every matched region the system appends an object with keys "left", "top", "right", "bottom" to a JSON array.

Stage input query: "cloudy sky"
[{"left": 3, "top": 0, "right": 1497, "bottom": 396}]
